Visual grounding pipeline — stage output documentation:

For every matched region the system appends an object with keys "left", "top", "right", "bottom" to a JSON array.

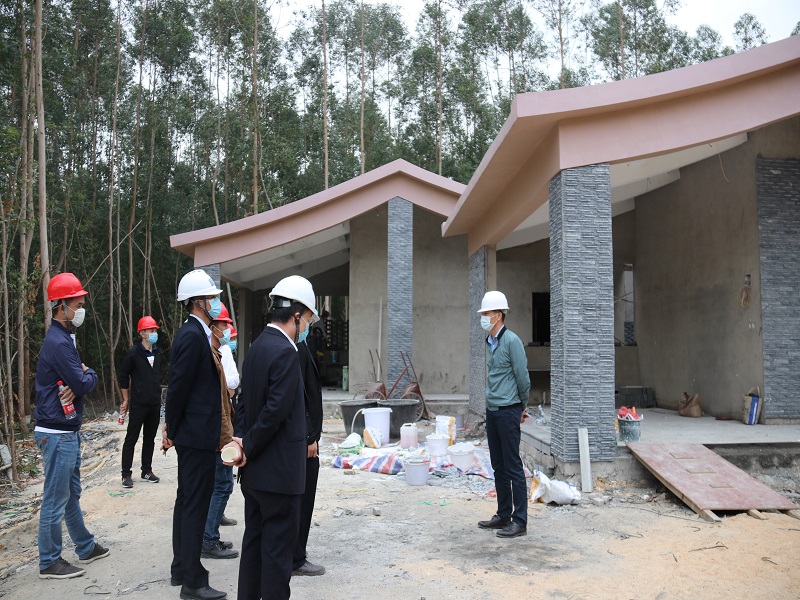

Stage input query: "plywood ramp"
[{"left": 626, "top": 442, "right": 797, "bottom": 522}]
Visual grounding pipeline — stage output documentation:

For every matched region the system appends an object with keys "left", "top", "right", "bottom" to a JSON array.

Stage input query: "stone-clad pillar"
[
  {"left": 468, "top": 245, "right": 496, "bottom": 419},
  {"left": 387, "top": 197, "right": 413, "bottom": 395},
  {"left": 200, "top": 263, "right": 221, "bottom": 288},
  {"left": 549, "top": 165, "right": 616, "bottom": 462}
]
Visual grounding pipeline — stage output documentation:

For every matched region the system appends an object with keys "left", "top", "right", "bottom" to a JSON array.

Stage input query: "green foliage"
[{"left": 0, "top": 0, "right": 777, "bottom": 408}]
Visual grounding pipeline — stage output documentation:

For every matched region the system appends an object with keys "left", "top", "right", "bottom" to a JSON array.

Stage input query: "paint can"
[
  {"left": 404, "top": 457, "right": 430, "bottom": 486},
  {"left": 426, "top": 433, "right": 450, "bottom": 457},
  {"left": 617, "top": 418, "right": 641, "bottom": 443},
  {"left": 362, "top": 407, "right": 392, "bottom": 446}
]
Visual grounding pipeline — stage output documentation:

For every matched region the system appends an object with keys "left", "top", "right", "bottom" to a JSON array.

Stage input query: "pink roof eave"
[
  {"left": 170, "top": 159, "right": 465, "bottom": 268},
  {"left": 442, "top": 36, "right": 800, "bottom": 255}
]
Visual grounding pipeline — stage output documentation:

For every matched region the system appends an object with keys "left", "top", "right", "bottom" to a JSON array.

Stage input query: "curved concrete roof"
[
  {"left": 442, "top": 36, "right": 800, "bottom": 255},
  {"left": 171, "top": 159, "right": 465, "bottom": 288}
]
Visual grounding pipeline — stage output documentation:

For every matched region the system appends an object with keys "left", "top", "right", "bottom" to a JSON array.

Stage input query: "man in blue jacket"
[
  {"left": 476, "top": 291, "right": 531, "bottom": 539},
  {"left": 230, "top": 275, "right": 317, "bottom": 600},
  {"left": 34, "top": 273, "right": 109, "bottom": 579},
  {"left": 162, "top": 269, "right": 226, "bottom": 600}
]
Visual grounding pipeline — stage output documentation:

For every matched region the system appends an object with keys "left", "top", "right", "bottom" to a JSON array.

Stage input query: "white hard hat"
[
  {"left": 269, "top": 275, "right": 319, "bottom": 322},
  {"left": 478, "top": 290, "right": 509, "bottom": 314},
  {"left": 176, "top": 269, "right": 223, "bottom": 302}
]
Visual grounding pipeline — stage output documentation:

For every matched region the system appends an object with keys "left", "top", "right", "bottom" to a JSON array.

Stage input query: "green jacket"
[{"left": 485, "top": 326, "right": 530, "bottom": 411}]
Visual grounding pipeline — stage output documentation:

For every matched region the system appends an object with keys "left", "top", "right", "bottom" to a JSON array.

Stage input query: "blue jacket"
[
  {"left": 485, "top": 326, "right": 530, "bottom": 411},
  {"left": 34, "top": 320, "right": 98, "bottom": 431}
]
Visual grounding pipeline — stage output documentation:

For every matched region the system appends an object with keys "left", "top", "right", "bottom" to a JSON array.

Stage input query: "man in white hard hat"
[
  {"left": 228, "top": 275, "right": 318, "bottom": 600},
  {"left": 476, "top": 290, "right": 531, "bottom": 538},
  {"left": 162, "top": 269, "right": 227, "bottom": 600}
]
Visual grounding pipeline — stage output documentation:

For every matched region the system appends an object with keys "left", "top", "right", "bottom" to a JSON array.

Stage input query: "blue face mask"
[
  {"left": 228, "top": 340, "right": 237, "bottom": 352},
  {"left": 147, "top": 332, "right": 158, "bottom": 344},
  {"left": 215, "top": 327, "right": 231, "bottom": 346},
  {"left": 297, "top": 316, "right": 311, "bottom": 344},
  {"left": 207, "top": 297, "right": 222, "bottom": 319}
]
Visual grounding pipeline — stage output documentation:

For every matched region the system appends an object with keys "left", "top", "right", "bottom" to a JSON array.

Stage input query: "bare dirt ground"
[{"left": 1, "top": 416, "right": 799, "bottom": 600}]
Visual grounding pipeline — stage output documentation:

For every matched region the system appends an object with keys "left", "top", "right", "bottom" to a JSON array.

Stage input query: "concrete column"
[
  {"left": 549, "top": 164, "right": 616, "bottom": 463},
  {"left": 201, "top": 263, "right": 221, "bottom": 287},
  {"left": 387, "top": 197, "right": 413, "bottom": 396},
  {"left": 468, "top": 245, "right": 496, "bottom": 419},
  {"left": 757, "top": 157, "right": 800, "bottom": 421}
]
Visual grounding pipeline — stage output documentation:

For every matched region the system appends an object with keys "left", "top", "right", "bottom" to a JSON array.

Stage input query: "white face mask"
[
  {"left": 480, "top": 314, "right": 495, "bottom": 331},
  {"left": 70, "top": 307, "right": 86, "bottom": 328}
]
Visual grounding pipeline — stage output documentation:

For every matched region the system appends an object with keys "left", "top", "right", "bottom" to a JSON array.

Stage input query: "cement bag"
[
  {"left": 678, "top": 392, "right": 702, "bottom": 418},
  {"left": 530, "top": 470, "right": 581, "bottom": 505},
  {"left": 530, "top": 470, "right": 550, "bottom": 503},
  {"left": 435, "top": 415, "right": 456, "bottom": 445},
  {"left": 543, "top": 480, "right": 581, "bottom": 505},
  {"left": 363, "top": 427, "right": 383, "bottom": 449},
  {"left": 337, "top": 433, "right": 363, "bottom": 455}
]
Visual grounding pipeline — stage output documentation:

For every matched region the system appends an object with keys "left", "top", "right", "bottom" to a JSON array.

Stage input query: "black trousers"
[
  {"left": 238, "top": 486, "right": 301, "bottom": 600},
  {"left": 292, "top": 455, "right": 320, "bottom": 569},
  {"left": 171, "top": 445, "right": 216, "bottom": 589},
  {"left": 486, "top": 405, "right": 528, "bottom": 527},
  {"left": 120, "top": 403, "right": 161, "bottom": 477}
]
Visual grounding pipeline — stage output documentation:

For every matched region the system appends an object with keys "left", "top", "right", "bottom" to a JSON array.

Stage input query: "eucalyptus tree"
[
  {"left": 584, "top": 0, "right": 683, "bottom": 80},
  {"left": 733, "top": 13, "right": 768, "bottom": 52}
]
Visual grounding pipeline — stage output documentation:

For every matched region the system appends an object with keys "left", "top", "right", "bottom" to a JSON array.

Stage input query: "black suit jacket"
[
  {"left": 238, "top": 326, "right": 306, "bottom": 495},
  {"left": 298, "top": 341, "right": 323, "bottom": 446},
  {"left": 165, "top": 316, "right": 222, "bottom": 451}
]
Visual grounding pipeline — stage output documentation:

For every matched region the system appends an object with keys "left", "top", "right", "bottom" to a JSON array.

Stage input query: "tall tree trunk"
[
  {"left": 108, "top": 0, "right": 123, "bottom": 407},
  {"left": 436, "top": 0, "right": 443, "bottom": 176},
  {"left": 129, "top": 0, "right": 149, "bottom": 343},
  {"left": 251, "top": 0, "right": 259, "bottom": 214},
  {"left": 16, "top": 6, "right": 31, "bottom": 431},
  {"left": 211, "top": 0, "right": 222, "bottom": 226},
  {"left": 35, "top": 0, "right": 52, "bottom": 330},
  {"left": 617, "top": 0, "right": 625, "bottom": 79},
  {"left": 359, "top": 0, "right": 365, "bottom": 174},
  {"left": 322, "top": 0, "right": 329, "bottom": 189},
  {"left": 1, "top": 194, "right": 18, "bottom": 480}
]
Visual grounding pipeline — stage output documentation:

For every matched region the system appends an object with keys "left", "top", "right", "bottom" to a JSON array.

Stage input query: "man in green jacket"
[{"left": 476, "top": 291, "right": 530, "bottom": 538}]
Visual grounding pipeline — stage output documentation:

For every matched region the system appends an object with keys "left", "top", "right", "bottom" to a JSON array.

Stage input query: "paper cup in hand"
[{"left": 221, "top": 445, "right": 240, "bottom": 463}]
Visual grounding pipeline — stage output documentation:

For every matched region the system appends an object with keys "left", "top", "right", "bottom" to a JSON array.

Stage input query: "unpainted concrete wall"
[
  {"left": 348, "top": 204, "right": 471, "bottom": 395},
  {"left": 412, "top": 206, "right": 470, "bottom": 393},
  {"left": 349, "top": 207, "right": 389, "bottom": 393},
  {"left": 634, "top": 117, "right": 800, "bottom": 417}
]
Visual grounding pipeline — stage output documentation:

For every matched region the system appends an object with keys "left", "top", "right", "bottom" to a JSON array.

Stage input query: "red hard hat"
[
  {"left": 214, "top": 302, "right": 233, "bottom": 324},
  {"left": 137, "top": 316, "right": 159, "bottom": 331},
  {"left": 47, "top": 273, "right": 88, "bottom": 302},
  {"left": 229, "top": 325, "right": 237, "bottom": 338}
]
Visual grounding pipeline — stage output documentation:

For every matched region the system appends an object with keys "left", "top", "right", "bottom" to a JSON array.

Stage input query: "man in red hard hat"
[
  {"left": 118, "top": 316, "right": 165, "bottom": 488},
  {"left": 34, "top": 273, "right": 109, "bottom": 579}
]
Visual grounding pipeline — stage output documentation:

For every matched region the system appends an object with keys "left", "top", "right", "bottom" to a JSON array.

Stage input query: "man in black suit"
[
  {"left": 292, "top": 340, "right": 325, "bottom": 576},
  {"left": 228, "top": 275, "right": 318, "bottom": 600},
  {"left": 162, "top": 269, "right": 226, "bottom": 600}
]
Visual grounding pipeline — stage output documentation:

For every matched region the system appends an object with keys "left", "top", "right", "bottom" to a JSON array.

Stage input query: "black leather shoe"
[
  {"left": 170, "top": 576, "right": 182, "bottom": 586},
  {"left": 219, "top": 540, "right": 233, "bottom": 549},
  {"left": 292, "top": 560, "right": 326, "bottom": 576},
  {"left": 478, "top": 515, "right": 511, "bottom": 529},
  {"left": 496, "top": 522, "right": 527, "bottom": 538},
  {"left": 179, "top": 585, "right": 227, "bottom": 600},
  {"left": 201, "top": 543, "right": 239, "bottom": 559},
  {"left": 219, "top": 514, "right": 237, "bottom": 526}
]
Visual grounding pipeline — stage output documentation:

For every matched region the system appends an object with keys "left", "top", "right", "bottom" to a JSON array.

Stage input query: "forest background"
[{"left": 0, "top": 0, "right": 798, "bottom": 479}]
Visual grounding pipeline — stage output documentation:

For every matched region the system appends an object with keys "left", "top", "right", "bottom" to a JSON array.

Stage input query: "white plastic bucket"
[
  {"left": 361, "top": 407, "right": 391, "bottom": 447},
  {"left": 447, "top": 444, "right": 475, "bottom": 472},
  {"left": 427, "top": 433, "right": 449, "bottom": 457},
  {"left": 404, "top": 457, "right": 430, "bottom": 486}
]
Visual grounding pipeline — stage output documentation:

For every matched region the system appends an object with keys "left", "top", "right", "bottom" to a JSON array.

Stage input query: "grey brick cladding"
[
  {"left": 549, "top": 165, "right": 617, "bottom": 462},
  {"left": 387, "top": 197, "right": 413, "bottom": 395},
  {"left": 757, "top": 157, "right": 800, "bottom": 419}
]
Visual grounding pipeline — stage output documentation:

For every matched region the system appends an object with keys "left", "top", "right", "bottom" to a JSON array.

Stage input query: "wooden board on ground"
[{"left": 627, "top": 442, "right": 797, "bottom": 521}]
